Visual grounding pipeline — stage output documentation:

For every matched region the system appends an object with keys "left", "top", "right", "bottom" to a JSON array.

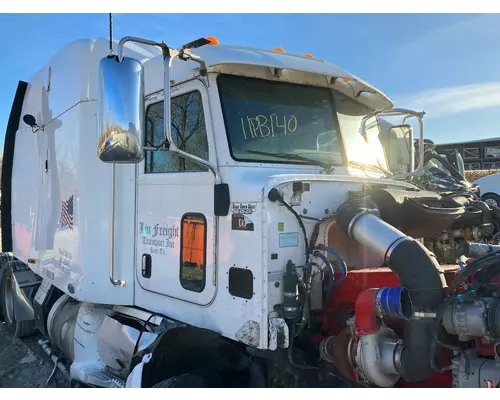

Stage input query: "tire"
[
  {"left": 152, "top": 374, "right": 208, "bottom": 388},
  {"left": 0, "top": 260, "right": 36, "bottom": 338},
  {"left": 482, "top": 193, "right": 500, "bottom": 208}
]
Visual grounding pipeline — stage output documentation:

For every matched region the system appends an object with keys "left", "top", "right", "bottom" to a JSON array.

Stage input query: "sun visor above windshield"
[
  {"left": 143, "top": 44, "right": 393, "bottom": 111},
  {"left": 209, "top": 63, "right": 392, "bottom": 111}
]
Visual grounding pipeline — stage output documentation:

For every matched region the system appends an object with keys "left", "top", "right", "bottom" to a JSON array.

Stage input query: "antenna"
[{"left": 109, "top": 13, "right": 113, "bottom": 55}]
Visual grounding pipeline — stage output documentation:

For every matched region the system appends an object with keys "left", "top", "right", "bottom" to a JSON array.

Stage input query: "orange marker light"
[
  {"left": 272, "top": 48, "right": 285, "bottom": 53},
  {"left": 341, "top": 77, "right": 350, "bottom": 83},
  {"left": 206, "top": 36, "right": 219, "bottom": 45},
  {"left": 304, "top": 54, "right": 314, "bottom": 58}
]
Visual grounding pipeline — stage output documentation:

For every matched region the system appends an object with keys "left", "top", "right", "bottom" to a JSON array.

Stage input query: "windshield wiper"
[
  {"left": 348, "top": 160, "right": 392, "bottom": 177},
  {"left": 247, "top": 150, "right": 334, "bottom": 171}
]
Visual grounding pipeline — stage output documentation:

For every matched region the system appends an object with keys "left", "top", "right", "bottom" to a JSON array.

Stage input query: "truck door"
[{"left": 135, "top": 80, "right": 216, "bottom": 305}]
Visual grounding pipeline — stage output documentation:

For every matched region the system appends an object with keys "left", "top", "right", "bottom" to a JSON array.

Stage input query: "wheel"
[
  {"left": 0, "top": 261, "right": 36, "bottom": 338},
  {"left": 482, "top": 193, "right": 500, "bottom": 208},
  {"left": 152, "top": 374, "right": 209, "bottom": 388}
]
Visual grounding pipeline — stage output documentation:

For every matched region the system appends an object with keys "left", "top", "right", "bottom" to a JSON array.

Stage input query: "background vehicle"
[{"left": 473, "top": 173, "right": 500, "bottom": 208}]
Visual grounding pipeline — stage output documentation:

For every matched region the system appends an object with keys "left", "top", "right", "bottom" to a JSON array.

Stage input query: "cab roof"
[{"left": 141, "top": 41, "right": 394, "bottom": 110}]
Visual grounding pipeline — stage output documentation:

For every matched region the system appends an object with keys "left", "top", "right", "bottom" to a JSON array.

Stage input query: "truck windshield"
[{"left": 217, "top": 74, "right": 344, "bottom": 167}]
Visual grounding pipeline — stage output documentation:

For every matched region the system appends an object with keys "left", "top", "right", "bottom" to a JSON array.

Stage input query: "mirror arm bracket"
[
  {"left": 360, "top": 108, "right": 426, "bottom": 180},
  {"left": 179, "top": 48, "right": 208, "bottom": 77},
  {"left": 117, "top": 36, "right": 169, "bottom": 61},
  {"left": 115, "top": 36, "right": 220, "bottom": 184}
]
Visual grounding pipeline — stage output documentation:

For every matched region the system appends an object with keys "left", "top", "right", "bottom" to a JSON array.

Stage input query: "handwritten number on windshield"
[{"left": 240, "top": 115, "right": 298, "bottom": 139}]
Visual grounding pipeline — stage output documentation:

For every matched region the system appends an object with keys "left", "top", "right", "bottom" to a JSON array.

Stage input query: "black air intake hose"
[
  {"left": 470, "top": 200, "right": 493, "bottom": 226},
  {"left": 336, "top": 202, "right": 447, "bottom": 382}
]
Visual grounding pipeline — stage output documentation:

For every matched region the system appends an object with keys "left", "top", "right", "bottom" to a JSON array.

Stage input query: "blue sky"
[{"left": 0, "top": 13, "right": 499, "bottom": 146}]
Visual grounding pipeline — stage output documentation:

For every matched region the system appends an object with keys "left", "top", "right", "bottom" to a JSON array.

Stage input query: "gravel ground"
[
  {"left": 0, "top": 323, "right": 70, "bottom": 388},
  {"left": 0, "top": 228, "right": 71, "bottom": 388}
]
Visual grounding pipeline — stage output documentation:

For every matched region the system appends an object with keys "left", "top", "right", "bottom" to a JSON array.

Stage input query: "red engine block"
[{"left": 317, "top": 265, "right": 461, "bottom": 388}]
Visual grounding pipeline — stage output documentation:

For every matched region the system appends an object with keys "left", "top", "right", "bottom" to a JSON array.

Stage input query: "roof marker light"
[
  {"left": 206, "top": 36, "right": 219, "bottom": 45},
  {"left": 304, "top": 54, "right": 314, "bottom": 58},
  {"left": 272, "top": 48, "right": 285, "bottom": 53}
]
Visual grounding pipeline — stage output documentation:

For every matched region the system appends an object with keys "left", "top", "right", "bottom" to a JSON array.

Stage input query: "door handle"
[{"left": 142, "top": 254, "right": 152, "bottom": 278}]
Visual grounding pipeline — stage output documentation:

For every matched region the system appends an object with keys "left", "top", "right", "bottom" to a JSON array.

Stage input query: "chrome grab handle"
[{"left": 110, "top": 163, "right": 125, "bottom": 287}]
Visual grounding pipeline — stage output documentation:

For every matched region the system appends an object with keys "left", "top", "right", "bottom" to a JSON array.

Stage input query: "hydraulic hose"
[
  {"left": 316, "top": 244, "right": 348, "bottom": 286},
  {"left": 268, "top": 188, "right": 310, "bottom": 263},
  {"left": 313, "top": 250, "right": 335, "bottom": 302},
  {"left": 450, "top": 248, "right": 500, "bottom": 291}
]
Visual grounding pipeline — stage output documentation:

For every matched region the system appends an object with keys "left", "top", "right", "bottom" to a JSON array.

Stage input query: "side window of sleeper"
[{"left": 145, "top": 91, "right": 209, "bottom": 173}]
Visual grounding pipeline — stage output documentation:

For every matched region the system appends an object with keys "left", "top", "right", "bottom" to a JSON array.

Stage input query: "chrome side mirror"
[
  {"left": 97, "top": 55, "right": 145, "bottom": 163},
  {"left": 362, "top": 108, "right": 425, "bottom": 179},
  {"left": 388, "top": 124, "right": 414, "bottom": 173}
]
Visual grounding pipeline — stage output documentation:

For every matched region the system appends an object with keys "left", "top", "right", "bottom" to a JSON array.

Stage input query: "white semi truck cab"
[{"left": 1, "top": 35, "right": 499, "bottom": 389}]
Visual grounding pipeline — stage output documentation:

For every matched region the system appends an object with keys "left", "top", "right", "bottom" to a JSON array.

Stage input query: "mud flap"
[{"left": 1, "top": 262, "right": 38, "bottom": 322}]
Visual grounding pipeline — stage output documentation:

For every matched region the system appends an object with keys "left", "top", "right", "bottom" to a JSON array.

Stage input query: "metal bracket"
[{"left": 268, "top": 317, "right": 289, "bottom": 350}]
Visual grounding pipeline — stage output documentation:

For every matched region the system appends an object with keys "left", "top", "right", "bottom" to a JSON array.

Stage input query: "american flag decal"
[{"left": 59, "top": 195, "right": 74, "bottom": 230}]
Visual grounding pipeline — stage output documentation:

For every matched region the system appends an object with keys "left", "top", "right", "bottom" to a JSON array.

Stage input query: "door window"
[
  {"left": 180, "top": 213, "right": 207, "bottom": 293},
  {"left": 145, "top": 91, "right": 209, "bottom": 173}
]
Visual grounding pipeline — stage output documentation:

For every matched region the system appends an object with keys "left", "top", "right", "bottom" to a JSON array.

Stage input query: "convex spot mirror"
[{"left": 22, "top": 114, "right": 37, "bottom": 128}]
